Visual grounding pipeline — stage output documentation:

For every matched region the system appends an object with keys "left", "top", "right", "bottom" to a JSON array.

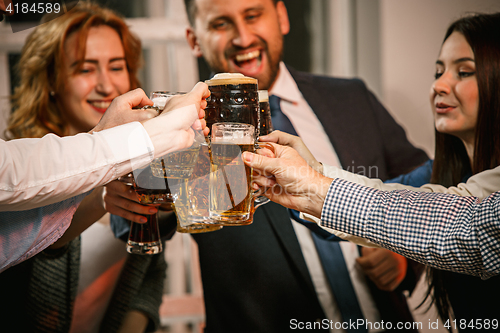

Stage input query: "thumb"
[
  {"left": 190, "top": 82, "right": 210, "bottom": 100},
  {"left": 121, "top": 88, "right": 153, "bottom": 109},
  {"left": 243, "top": 151, "right": 280, "bottom": 176}
]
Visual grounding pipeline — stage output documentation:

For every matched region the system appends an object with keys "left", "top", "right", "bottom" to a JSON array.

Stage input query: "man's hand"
[
  {"left": 243, "top": 144, "right": 333, "bottom": 218},
  {"left": 259, "top": 131, "right": 323, "bottom": 173},
  {"left": 142, "top": 82, "right": 210, "bottom": 158},
  {"left": 91, "top": 88, "right": 156, "bottom": 133},
  {"left": 356, "top": 247, "right": 407, "bottom": 291}
]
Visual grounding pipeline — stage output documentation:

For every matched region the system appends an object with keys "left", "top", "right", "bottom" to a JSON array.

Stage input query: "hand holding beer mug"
[
  {"left": 150, "top": 127, "right": 223, "bottom": 233},
  {"left": 209, "top": 123, "right": 274, "bottom": 225}
]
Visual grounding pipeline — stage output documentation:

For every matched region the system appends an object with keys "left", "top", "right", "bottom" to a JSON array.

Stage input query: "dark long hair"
[{"left": 426, "top": 12, "right": 500, "bottom": 325}]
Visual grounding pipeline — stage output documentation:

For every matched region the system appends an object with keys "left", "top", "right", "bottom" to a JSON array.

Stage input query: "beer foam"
[
  {"left": 205, "top": 73, "right": 257, "bottom": 86},
  {"left": 211, "top": 123, "right": 255, "bottom": 144},
  {"left": 212, "top": 135, "right": 254, "bottom": 145},
  {"left": 258, "top": 90, "right": 268, "bottom": 102},
  {"left": 152, "top": 97, "right": 168, "bottom": 109}
]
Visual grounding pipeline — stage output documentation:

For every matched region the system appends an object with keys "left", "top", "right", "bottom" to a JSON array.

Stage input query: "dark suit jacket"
[{"left": 193, "top": 68, "right": 428, "bottom": 332}]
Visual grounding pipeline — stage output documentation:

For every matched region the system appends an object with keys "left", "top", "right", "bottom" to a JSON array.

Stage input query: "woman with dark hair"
[{"left": 382, "top": 12, "right": 500, "bottom": 328}]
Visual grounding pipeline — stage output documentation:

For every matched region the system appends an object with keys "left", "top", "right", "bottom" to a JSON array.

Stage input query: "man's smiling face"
[{"left": 186, "top": 0, "right": 290, "bottom": 90}]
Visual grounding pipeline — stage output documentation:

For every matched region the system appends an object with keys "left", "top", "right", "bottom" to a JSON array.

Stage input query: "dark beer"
[
  {"left": 133, "top": 166, "right": 175, "bottom": 204},
  {"left": 258, "top": 90, "right": 274, "bottom": 136},
  {"left": 126, "top": 166, "right": 165, "bottom": 254},
  {"left": 205, "top": 73, "right": 259, "bottom": 138},
  {"left": 129, "top": 214, "right": 160, "bottom": 246}
]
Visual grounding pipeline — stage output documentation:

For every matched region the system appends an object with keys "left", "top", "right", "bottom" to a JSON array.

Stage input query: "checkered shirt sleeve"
[{"left": 321, "top": 178, "right": 500, "bottom": 279}]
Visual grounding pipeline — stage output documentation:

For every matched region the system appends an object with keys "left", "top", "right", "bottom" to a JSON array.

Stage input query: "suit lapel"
[{"left": 261, "top": 202, "right": 317, "bottom": 296}]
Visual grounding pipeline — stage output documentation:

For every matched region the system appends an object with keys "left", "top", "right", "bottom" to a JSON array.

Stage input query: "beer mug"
[
  {"left": 205, "top": 73, "right": 260, "bottom": 139},
  {"left": 150, "top": 91, "right": 184, "bottom": 111},
  {"left": 173, "top": 142, "right": 223, "bottom": 233},
  {"left": 258, "top": 90, "right": 274, "bottom": 136},
  {"left": 209, "top": 123, "right": 273, "bottom": 225},
  {"left": 254, "top": 90, "right": 274, "bottom": 207},
  {"left": 150, "top": 134, "right": 223, "bottom": 233}
]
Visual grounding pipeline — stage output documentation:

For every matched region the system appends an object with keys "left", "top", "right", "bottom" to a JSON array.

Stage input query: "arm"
[
  {"left": 322, "top": 163, "right": 500, "bottom": 200},
  {"left": 321, "top": 178, "right": 500, "bottom": 279},
  {"left": 0, "top": 84, "right": 209, "bottom": 271},
  {"left": 244, "top": 145, "right": 500, "bottom": 278},
  {"left": 0, "top": 84, "right": 209, "bottom": 211},
  {"left": 260, "top": 131, "right": 500, "bottom": 246},
  {"left": 49, "top": 187, "right": 107, "bottom": 249}
]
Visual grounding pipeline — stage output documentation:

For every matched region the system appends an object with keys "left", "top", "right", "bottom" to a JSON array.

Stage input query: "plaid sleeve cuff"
[{"left": 320, "top": 178, "right": 379, "bottom": 238}]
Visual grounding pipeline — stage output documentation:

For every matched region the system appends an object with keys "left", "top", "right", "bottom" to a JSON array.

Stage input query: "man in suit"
[{"left": 183, "top": 0, "right": 429, "bottom": 332}]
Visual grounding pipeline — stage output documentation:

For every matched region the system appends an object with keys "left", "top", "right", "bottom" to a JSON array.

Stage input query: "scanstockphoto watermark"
[
  {"left": 1, "top": 1, "right": 79, "bottom": 33},
  {"left": 290, "top": 318, "right": 423, "bottom": 331}
]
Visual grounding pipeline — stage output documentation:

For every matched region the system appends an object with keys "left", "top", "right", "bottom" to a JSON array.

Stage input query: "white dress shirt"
[
  {"left": 0, "top": 103, "right": 198, "bottom": 272},
  {"left": 270, "top": 63, "right": 381, "bottom": 332},
  {"left": 0, "top": 122, "right": 153, "bottom": 272},
  {"left": 0, "top": 122, "right": 154, "bottom": 211}
]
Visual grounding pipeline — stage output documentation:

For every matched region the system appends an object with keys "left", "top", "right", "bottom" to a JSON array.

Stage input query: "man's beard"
[{"left": 206, "top": 38, "right": 284, "bottom": 90}]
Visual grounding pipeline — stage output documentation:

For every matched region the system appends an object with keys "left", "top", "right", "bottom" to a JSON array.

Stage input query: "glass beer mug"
[
  {"left": 258, "top": 90, "right": 274, "bottom": 136},
  {"left": 126, "top": 167, "right": 166, "bottom": 255},
  {"left": 209, "top": 123, "right": 274, "bottom": 225},
  {"left": 150, "top": 130, "right": 223, "bottom": 234},
  {"left": 205, "top": 73, "right": 260, "bottom": 139}
]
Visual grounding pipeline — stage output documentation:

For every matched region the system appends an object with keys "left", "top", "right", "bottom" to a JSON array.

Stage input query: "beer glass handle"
[
  {"left": 254, "top": 142, "right": 275, "bottom": 155},
  {"left": 251, "top": 142, "right": 275, "bottom": 206}
]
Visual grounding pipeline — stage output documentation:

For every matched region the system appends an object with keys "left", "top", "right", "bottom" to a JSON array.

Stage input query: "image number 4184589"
[{"left": 2, "top": 1, "right": 79, "bottom": 33}]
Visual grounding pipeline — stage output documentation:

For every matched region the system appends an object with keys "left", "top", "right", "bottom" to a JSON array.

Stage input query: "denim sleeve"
[{"left": 385, "top": 159, "right": 433, "bottom": 187}]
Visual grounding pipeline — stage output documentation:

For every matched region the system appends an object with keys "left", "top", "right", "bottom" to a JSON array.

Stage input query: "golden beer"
[{"left": 209, "top": 142, "right": 254, "bottom": 224}]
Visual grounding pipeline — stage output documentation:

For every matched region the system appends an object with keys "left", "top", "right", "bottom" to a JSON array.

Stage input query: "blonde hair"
[{"left": 7, "top": 2, "right": 142, "bottom": 139}]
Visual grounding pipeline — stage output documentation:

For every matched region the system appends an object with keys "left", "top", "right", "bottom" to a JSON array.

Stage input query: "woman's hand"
[{"left": 102, "top": 180, "right": 158, "bottom": 223}]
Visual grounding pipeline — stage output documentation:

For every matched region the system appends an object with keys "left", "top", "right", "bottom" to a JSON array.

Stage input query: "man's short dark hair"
[{"left": 184, "top": 0, "right": 279, "bottom": 27}]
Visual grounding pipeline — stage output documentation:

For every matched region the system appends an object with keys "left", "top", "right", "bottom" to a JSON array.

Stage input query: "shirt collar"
[{"left": 269, "top": 62, "right": 302, "bottom": 105}]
